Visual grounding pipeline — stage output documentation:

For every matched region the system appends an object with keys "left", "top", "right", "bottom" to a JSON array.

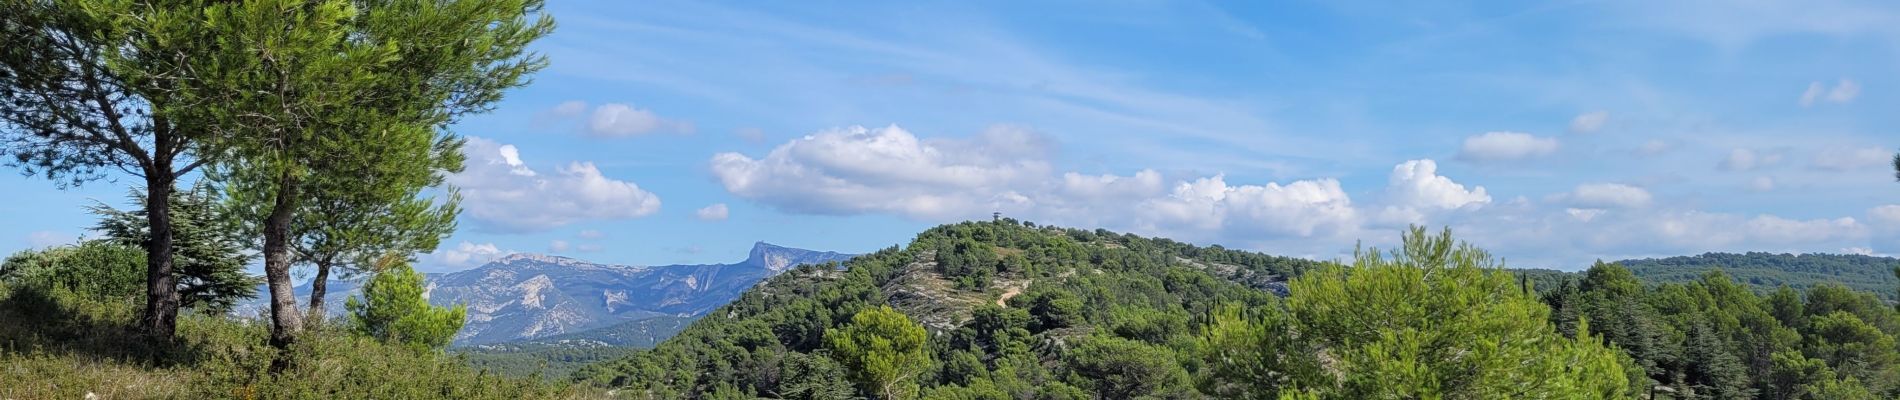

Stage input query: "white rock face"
[{"left": 240, "top": 242, "right": 854, "bottom": 345}]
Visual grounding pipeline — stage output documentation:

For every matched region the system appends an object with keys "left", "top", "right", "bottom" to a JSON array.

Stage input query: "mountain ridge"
[{"left": 243, "top": 242, "right": 855, "bottom": 345}]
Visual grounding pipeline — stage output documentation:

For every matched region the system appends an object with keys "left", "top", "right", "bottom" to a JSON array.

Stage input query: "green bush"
[
  {"left": 1, "top": 241, "right": 146, "bottom": 301},
  {"left": 346, "top": 261, "right": 467, "bottom": 351},
  {"left": 0, "top": 280, "right": 593, "bottom": 399}
]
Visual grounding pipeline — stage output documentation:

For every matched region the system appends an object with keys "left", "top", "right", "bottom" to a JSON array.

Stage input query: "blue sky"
[{"left": 6, "top": 0, "right": 1899, "bottom": 272}]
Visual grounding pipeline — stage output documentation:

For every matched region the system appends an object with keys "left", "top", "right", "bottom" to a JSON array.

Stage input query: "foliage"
[
  {"left": 1, "top": 241, "right": 146, "bottom": 301},
  {"left": 576, "top": 220, "right": 1306, "bottom": 398},
  {"left": 1619, "top": 252, "right": 1900, "bottom": 302},
  {"left": 825, "top": 305, "right": 932, "bottom": 399},
  {"left": 0, "top": 0, "right": 231, "bottom": 338},
  {"left": 1265, "top": 227, "right": 1631, "bottom": 399},
  {"left": 346, "top": 261, "right": 467, "bottom": 351},
  {"left": 90, "top": 182, "right": 260, "bottom": 314},
  {"left": 1549, "top": 261, "right": 1900, "bottom": 399},
  {"left": 0, "top": 279, "right": 592, "bottom": 399},
  {"left": 138, "top": 0, "right": 552, "bottom": 347}
]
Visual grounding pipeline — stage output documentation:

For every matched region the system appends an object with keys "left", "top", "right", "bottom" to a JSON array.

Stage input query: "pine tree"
[
  {"left": 345, "top": 258, "right": 465, "bottom": 351},
  {"left": 169, "top": 0, "right": 551, "bottom": 351},
  {"left": 1, "top": 0, "right": 229, "bottom": 341},
  {"left": 90, "top": 183, "right": 259, "bottom": 314},
  {"left": 825, "top": 305, "right": 931, "bottom": 399},
  {"left": 1280, "top": 226, "right": 1631, "bottom": 399}
]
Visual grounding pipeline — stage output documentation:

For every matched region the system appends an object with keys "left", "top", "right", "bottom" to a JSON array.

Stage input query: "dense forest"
[
  {"left": 573, "top": 220, "right": 1900, "bottom": 399},
  {"left": 1616, "top": 253, "right": 1900, "bottom": 302}
]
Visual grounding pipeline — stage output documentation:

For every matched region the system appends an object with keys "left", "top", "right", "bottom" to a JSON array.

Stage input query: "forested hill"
[
  {"left": 1616, "top": 252, "right": 1900, "bottom": 301},
  {"left": 571, "top": 220, "right": 1323, "bottom": 397}
]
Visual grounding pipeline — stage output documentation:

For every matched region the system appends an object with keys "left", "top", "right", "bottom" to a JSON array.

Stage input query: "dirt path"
[{"left": 996, "top": 286, "right": 1023, "bottom": 306}]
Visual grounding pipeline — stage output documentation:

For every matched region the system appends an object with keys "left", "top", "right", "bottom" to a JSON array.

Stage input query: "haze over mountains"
[{"left": 251, "top": 242, "right": 853, "bottom": 345}]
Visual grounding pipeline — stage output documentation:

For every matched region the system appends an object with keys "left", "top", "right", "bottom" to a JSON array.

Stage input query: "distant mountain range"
[{"left": 244, "top": 242, "right": 854, "bottom": 345}]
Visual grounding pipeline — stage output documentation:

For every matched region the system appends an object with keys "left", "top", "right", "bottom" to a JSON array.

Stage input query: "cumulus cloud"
[
  {"left": 710, "top": 124, "right": 1052, "bottom": 219},
  {"left": 582, "top": 103, "right": 694, "bottom": 137},
  {"left": 1376, "top": 160, "right": 1490, "bottom": 225},
  {"left": 549, "top": 240, "right": 571, "bottom": 253},
  {"left": 1141, "top": 175, "right": 1359, "bottom": 238},
  {"left": 1810, "top": 146, "right": 1892, "bottom": 171},
  {"left": 1718, "top": 148, "right": 1784, "bottom": 171},
  {"left": 1555, "top": 183, "right": 1652, "bottom": 209},
  {"left": 449, "top": 137, "right": 663, "bottom": 232},
  {"left": 1457, "top": 132, "right": 1559, "bottom": 162},
  {"left": 696, "top": 203, "right": 730, "bottom": 221},
  {"left": 1801, "top": 79, "right": 1860, "bottom": 107},
  {"left": 1386, "top": 160, "right": 1491, "bottom": 210},
  {"left": 1569, "top": 111, "right": 1609, "bottom": 134},
  {"left": 713, "top": 124, "right": 1885, "bottom": 266},
  {"left": 430, "top": 241, "right": 511, "bottom": 268}
]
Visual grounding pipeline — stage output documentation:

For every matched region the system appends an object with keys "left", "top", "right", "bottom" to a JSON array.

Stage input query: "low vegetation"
[{"left": 0, "top": 253, "right": 593, "bottom": 399}]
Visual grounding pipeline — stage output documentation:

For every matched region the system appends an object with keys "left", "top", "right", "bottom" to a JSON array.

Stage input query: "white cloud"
[
  {"left": 586, "top": 103, "right": 694, "bottom": 137},
  {"left": 712, "top": 124, "right": 1886, "bottom": 266},
  {"left": 430, "top": 241, "right": 511, "bottom": 268},
  {"left": 1810, "top": 146, "right": 1892, "bottom": 171},
  {"left": 1828, "top": 79, "right": 1861, "bottom": 103},
  {"left": 1871, "top": 205, "right": 1900, "bottom": 225},
  {"left": 1801, "top": 79, "right": 1861, "bottom": 106},
  {"left": 549, "top": 240, "right": 571, "bottom": 253},
  {"left": 1801, "top": 82, "right": 1825, "bottom": 107},
  {"left": 1456, "top": 132, "right": 1559, "bottom": 162},
  {"left": 1555, "top": 183, "right": 1652, "bottom": 209},
  {"left": 1718, "top": 148, "right": 1784, "bottom": 171},
  {"left": 1386, "top": 160, "right": 1490, "bottom": 210},
  {"left": 1376, "top": 160, "right": 1489, "bottom": 226},
  {"left": 1142, "top": 175, "right": 1358, "bottom": 238},
  {"left": 577, "top": 229, "right": 606, "bottom": 239},
  {"left": 710, "top": 124, "right": 1052, "bottom": 219},
  {"left": 25, "top": 231, "right": 68, "bottom": 248},
  {"left": 1569, "top": 111, "right": 1609, "bottom": 134},
  {"left": 696, "top": 203, "right": 730, "bottom": 221},
  {"left": 450, "top": 137, "right": 663, "bottom": 232}
]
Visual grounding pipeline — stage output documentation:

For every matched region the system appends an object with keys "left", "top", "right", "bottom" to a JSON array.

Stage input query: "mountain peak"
[
  {"left": 487, "top": 253, "right": 639, "bottom": 271},
  {"left": 746, "top": 242, "right": 850, "bottom": 272}
]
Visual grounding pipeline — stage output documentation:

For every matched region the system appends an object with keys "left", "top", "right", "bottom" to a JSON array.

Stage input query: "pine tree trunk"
[
  {"left": 306, "top": 260, "right": 332, "bottom": 326},
  {"left": 264, "top": 173, "right": 304, "bottom": 352},
  {"left": 139, "top": 177, "right": 180, "bottom": 343}
]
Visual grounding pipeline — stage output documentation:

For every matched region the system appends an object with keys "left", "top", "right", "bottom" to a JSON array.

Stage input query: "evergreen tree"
[
  {"left": 1280, "top": 227, "right": 1630, "bottom": 399},
  {"left": 90, "top": 183, "right": 259, "bottom": 314},
  {"left": 1, "top": 0, "right": 229, "bottom": 341},
  {"left": 345, "top": 259, "right": 466, "bottom": 351},
  {"left": 169, "top": 0, "right": 551, "bottom": 350},
  {"left": 825, "top": 305, "right": 931, "bottom": 400}
]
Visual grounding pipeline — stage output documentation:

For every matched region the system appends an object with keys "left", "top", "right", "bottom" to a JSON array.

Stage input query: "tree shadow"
[{"left": 0, "top": 287, "right": 210, "bottom": 367}]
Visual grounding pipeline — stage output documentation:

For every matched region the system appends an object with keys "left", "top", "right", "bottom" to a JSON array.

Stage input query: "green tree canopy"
[
  {"left": 826, "top": 305, "right": 932, "bottom": 400},
  {"left": 346, "top": 259, "right": 465, "bottom": 352},
  {"left": 1277, "top": 227, "right": 1631, "bottom": 399},
  {"left": 90, "top": 183, "right": 258, "bottom": 314}
]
